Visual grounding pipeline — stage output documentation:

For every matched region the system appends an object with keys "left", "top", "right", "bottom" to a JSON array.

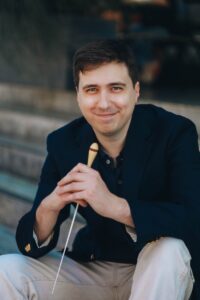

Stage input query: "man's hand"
[
  {"left": 40, "top": 181, "right": 87, "bottom": 214},
  {"left": 35, "top": 163, "right": 134, "bottom": 243},
  {"left": 57, "top": 163, "right": 134, "bottom": 226},
  {"left": 56, "top": 163, "right": 113, "bottom": 218}
]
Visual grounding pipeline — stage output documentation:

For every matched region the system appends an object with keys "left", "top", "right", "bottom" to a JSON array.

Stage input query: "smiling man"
[{"left": 0, "top": 40, "right": 200, "bottom": 300}]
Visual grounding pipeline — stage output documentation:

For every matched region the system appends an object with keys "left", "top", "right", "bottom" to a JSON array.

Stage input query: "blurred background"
[{"left": 0, "top": 0, "right": 199, "bottom": 254}]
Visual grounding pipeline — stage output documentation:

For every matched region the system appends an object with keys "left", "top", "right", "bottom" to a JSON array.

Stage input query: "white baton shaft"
[{"left": 52, "top": 142, "right": 99, "bottom": 294}]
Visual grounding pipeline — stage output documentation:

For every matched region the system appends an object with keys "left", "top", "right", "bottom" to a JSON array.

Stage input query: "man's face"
[{"left": 77, "top": 62, "right": 140, "bottom": 140}]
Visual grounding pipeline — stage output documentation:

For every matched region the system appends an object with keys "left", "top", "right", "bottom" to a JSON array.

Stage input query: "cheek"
[
  {"left": 78, "top": 98, "right": 94, "bottom": 111},
  {"left": 114, "top": 96, "right": 133, "bottom": 110}
]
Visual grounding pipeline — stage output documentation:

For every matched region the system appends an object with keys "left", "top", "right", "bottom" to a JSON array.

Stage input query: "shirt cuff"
[
  {"left": 33, "top": 230, "right": 54, "bottom": 248},
  {"left": 125, "top": 225, "right": 137, "bottom": 242}
]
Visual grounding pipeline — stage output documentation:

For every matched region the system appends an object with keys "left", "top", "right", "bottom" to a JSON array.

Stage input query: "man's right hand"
[{"left": 34, "top": 173, "right": 87, "bottom": 245}]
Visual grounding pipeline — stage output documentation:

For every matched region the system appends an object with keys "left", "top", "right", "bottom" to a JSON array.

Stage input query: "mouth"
[{"left": 94, "top": 112, "right": 118, "bottom": 118}]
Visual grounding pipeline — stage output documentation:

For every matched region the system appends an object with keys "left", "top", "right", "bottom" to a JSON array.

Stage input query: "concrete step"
[
  {"left": 0, "top": 224, "right": 19, "bottom": 255},
  {"left": 0, "top": 108, "right": 67, "bottom": 145},
  {"left": 0, "top": 171, "right": 37, "bottom": 205},
  {"left": 0, "top": 190, "right": 33, "bottom": 240},
  {"left": 0, "top": 171, "right": 36, "bottom": 233},
  {"left": 0, "top": 136, "right": 45, "bottom": 180},
  {"left": 0, "top": 83, "right": 80, "bottom": 116}
]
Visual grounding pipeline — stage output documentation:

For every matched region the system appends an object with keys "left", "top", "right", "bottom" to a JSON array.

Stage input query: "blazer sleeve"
[
  {"left": 16, "top": 134, "right": 70, "bottom": 258},
  {"left": 130, "top": 119, "right": 200, "bottom": 245}
]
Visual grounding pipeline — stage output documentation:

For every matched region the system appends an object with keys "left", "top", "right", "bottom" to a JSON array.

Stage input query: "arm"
[
  {"left": 16, "top": 135, "right": 71, "bottom": 258},
  {"left": 130, "top": 119, "right": 200, "bottom": 244},
  {"left": 34, "top": 183, "right": 87, "bottom": 244},
  {"left": 34, "top": 193, "right": 62, "bottom": 245}
]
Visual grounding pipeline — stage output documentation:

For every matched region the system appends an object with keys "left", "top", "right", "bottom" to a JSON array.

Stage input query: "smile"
[{"left": 94, "top": 112, "right": 118, "bottom": 118}]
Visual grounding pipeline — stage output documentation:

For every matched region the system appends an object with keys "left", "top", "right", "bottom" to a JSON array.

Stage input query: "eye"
[
  {"left": 111, "top": 86, "right": 123, "bottom": 92},
  {"left": 85, "top": 87, "right": 98, "bottom": 94}
]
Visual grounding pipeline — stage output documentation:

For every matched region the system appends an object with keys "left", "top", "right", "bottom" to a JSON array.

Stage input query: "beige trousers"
[{"left": 0, "top": 238, "right": 194, "bottom": 300}]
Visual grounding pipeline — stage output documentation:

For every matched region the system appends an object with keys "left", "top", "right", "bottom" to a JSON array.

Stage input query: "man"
[{"left": 0, "top": 40, "right": 199, "bottom": 300}]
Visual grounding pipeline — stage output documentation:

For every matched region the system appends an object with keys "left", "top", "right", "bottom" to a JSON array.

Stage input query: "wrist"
[
  {"left": 111, "top": 196, "right": 134, "bottom": 227},
  {"left": 36, "top": 197, "right": 59, "bottom": 223},
  {"left": 34, "top": 198, "right": 59, "bottom": 244}
]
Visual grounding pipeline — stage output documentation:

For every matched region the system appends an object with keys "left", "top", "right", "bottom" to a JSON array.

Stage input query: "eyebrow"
[
  {"left": 82, "top": 82, "right": 126, "bottom": 90},
  {"left": 82, "top": 84, "right": 98, "bottom": 90}
]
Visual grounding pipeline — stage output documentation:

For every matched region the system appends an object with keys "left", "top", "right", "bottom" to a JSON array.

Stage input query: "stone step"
[
  {"left": 0, "top": 172, "right": 36, "bottom": 238},
  {"left": 0, "top": 224, "right": 19, "bottom": 255},
  {"left": 0, "top": 136, "right": 45, "bottom": 181},
  {"left": 0, "top": 190, "right": 33, "bottom": 241},
  {"left": 0, "top": 171, "right": 37, "bottom": 205},
  {"left": 0, "top": 83, "right": 80, "bottom": 116},
  {"left": 0, "top": 108, "right": 68, "bottom": 145}
]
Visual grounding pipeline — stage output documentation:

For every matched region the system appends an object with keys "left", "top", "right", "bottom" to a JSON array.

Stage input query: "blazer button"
[
  {"left": 25, "top": 243, "right": 31, "bottom": 253},
  {"left": 90, "top": 254, "right": 95, "bottom": 260}
]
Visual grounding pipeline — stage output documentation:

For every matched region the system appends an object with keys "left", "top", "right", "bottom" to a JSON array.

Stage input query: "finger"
[
  {"left": 56, "top": 182, "right": 86, "bottom": 195},
  {"left": 58, "top": 163, "right": 93, "bottom": 186},
  {"left": 63, "top": 190, "right": 87, "bottom": 203},
  {"left": 59, "top": 194, "right": 87, "bottom": 207},
  {"left": 58, "top": 172, "right": 87, "bottom": 188}
]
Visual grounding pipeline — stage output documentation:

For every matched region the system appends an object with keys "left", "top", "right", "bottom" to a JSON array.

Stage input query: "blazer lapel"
[{"left": 122, "top": 105, "right": 156, "bottom": 203}]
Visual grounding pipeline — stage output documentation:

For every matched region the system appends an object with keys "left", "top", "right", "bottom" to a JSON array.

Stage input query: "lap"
[
  {"left": 0, "top": 252, "right": 135, "bottom": 300},
  {"left": 0, "top": 238, "right": 192, "bottom": 300}
]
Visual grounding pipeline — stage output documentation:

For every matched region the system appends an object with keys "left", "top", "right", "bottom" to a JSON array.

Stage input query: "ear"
[{"left": 134, "top": 81, "right": 140, "bottom": 101}]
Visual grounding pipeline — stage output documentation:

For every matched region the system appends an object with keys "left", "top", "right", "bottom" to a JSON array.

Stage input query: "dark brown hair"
[{"left": 73, "top": 39, "right": 138, "bottom": 88}]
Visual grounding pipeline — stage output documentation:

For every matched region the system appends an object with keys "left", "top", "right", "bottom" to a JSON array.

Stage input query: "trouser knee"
[
  {"left": 0, "top": 253, "right": 32, "bottom": 284},
  {"left": 138, "top": 237, "right": 192, "bottom": 276}
]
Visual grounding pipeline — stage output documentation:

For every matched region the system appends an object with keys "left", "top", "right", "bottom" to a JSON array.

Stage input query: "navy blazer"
[{"left": 16, "top": 104, "right": 200, "bottom": 299}]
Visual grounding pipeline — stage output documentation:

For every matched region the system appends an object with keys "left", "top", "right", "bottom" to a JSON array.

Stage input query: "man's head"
[
  {"left": 73, "top": 39, "right": 138, "bottom": 89},
  {"left": 73, "top": 39, "right": 140, "bottom": 147}
]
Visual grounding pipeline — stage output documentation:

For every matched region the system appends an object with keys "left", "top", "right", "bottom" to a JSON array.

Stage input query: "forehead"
[{"left": 78, "top": 62, "right": 131, "bottom": 87}]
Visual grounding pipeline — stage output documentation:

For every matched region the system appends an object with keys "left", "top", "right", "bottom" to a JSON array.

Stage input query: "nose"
[{"left": 98, "top": 90, "right": 110, "bottom": 110}]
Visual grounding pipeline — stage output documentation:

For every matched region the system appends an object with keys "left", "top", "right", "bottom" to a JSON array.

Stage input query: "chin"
[{"left": 98, "top": 129, "right": 117, "bottom": 137}]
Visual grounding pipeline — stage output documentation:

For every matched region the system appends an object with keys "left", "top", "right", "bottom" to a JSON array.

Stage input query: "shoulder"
[
  {"left": 46, "top": 117, "right": 87, "bottom": 148},
  {"left": 136, "top": 103, "right": 197, "bottom": 132}
]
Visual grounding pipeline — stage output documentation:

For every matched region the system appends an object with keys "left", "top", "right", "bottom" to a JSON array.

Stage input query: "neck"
[
  {"left": 94, "top": 131, "right": 127, "bottom": 158},
  {"left": 93, "top": 117, "right": 132, "bottom": 158}
]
